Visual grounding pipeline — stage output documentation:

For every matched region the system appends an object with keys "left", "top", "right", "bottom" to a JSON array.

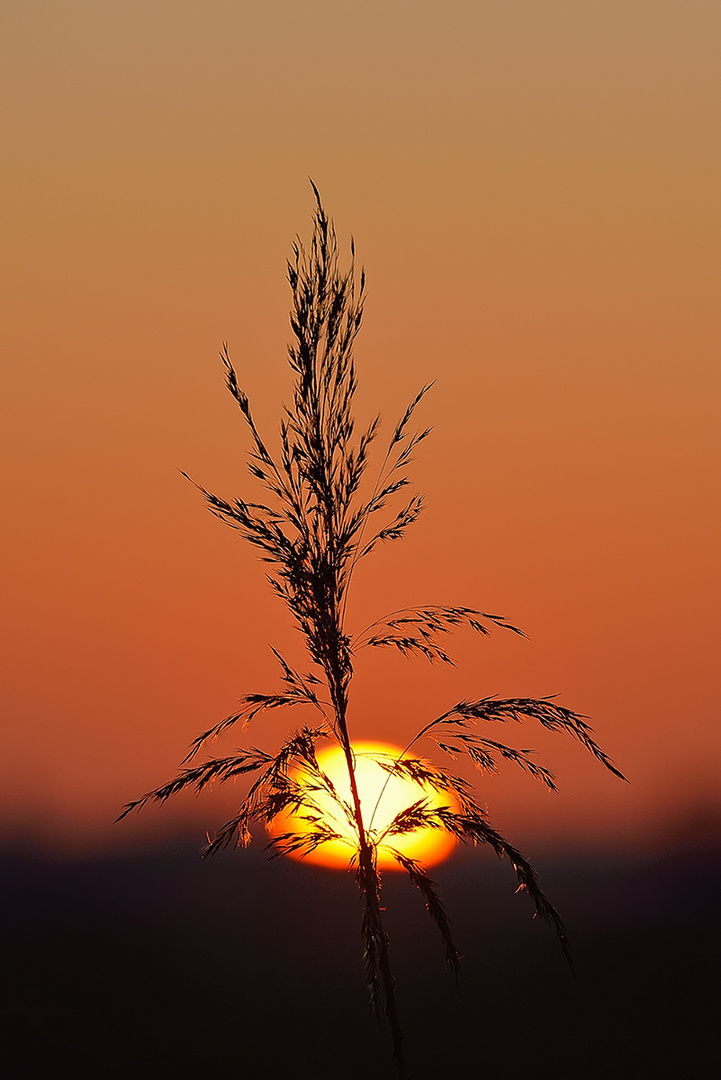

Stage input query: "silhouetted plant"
[{"left": 120, "top": 184, "right": 625, "bottom": 1080}]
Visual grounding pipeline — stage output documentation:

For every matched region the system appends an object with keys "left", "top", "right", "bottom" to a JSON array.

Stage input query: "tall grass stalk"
[{"left": 120, "top": 185, "right": 625, "bottom": 1080}]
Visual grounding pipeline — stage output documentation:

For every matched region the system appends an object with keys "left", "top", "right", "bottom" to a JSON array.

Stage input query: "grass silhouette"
[{"left": 120, "top": 184, "right": 625, "bottom": 1079}]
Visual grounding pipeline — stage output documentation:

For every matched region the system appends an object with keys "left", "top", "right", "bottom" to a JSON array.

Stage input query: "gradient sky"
[{"left": 2, "top": 1, "right": 719, "bottom": 857}]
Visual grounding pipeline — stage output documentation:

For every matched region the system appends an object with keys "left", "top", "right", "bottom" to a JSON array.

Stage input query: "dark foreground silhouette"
[{"left": 3, "top": 843, "right": 718, "bottom": 1079}]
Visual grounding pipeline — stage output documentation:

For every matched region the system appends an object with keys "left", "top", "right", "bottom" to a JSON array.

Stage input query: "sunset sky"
[{"left": 3, "top": 1, "right": 719, "bottom": 860}]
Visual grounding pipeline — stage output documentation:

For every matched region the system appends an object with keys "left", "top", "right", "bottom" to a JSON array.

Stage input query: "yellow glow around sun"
[{"left": 268, "top": 741, "right": 457, "bottom": 870}]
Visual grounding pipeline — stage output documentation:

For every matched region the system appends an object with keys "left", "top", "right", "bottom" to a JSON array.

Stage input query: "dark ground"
[{"left": 2, "top": 842, "right": 719, "bottom": 1079}]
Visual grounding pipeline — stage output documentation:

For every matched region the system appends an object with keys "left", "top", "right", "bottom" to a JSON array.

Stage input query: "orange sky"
[{"left": 2, "top": 1, "right": 720, "bottom": 858}]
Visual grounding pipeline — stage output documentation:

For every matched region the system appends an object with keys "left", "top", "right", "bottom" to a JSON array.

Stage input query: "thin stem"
[{"left": 336, "top": 707, "right": 409, "bottom": 1080}]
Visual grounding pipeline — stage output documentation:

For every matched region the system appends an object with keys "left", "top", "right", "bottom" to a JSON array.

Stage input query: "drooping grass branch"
[
  {"left": 121, "top": 184, "right": 625, "bottom": 1080},
  {"left": 353, "top": 605, "right": 524, "bottom": 666}
]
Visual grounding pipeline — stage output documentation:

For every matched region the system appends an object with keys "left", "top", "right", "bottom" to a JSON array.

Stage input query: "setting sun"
[{"left": 268, "top": 741, "right": 458, "bottom": 870}]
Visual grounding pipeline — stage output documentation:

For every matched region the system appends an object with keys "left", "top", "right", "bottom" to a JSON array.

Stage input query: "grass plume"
[{"left": 120, "top": 185, "right": 625, "bottom": 1080}]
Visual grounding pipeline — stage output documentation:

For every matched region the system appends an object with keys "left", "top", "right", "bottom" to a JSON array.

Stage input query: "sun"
[{"left": 267, "top": 740, "right": 458, "bottom": 870}]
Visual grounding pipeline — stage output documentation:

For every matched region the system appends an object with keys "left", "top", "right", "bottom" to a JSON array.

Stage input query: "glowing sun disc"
[{"left": 267, "top": 740, "right": 457, "bottom": 870}]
